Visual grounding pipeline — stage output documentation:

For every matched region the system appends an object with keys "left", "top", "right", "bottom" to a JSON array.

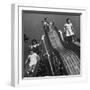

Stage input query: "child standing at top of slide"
[{"left": 64, "top": 18, "right": 75, "bottom": 43}]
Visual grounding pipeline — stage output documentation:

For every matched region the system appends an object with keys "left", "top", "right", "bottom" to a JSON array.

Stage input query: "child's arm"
[
  {"left": 25, "top": 55, "right": 30, "bottom": 65},
  {"left": 72, "top": 25, "right": 75, "bottom": 35}
]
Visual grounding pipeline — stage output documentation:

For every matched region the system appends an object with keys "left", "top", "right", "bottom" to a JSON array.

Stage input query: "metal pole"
[{"left": 42, "top": 35, "right": 54, "bottom": 76}]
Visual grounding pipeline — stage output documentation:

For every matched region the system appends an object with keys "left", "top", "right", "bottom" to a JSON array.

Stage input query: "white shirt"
[
  {"left": 30, "top": 44, "right": 39, "bottom": 49},
  {"left": 64, "top": 23, "right": 74, "bottom": 36},
  {"left": 44, "top": 21, "right": 49, "bottom": 26},
  {"left": 28, "top": 53, "right": 39, "bottom": 67}
]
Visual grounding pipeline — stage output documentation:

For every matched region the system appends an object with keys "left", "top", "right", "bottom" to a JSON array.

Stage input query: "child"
[
  {"left": 64, "top": 18, "right": 75, "bottom": 43},
  {"left": 25, "top": 50, "right": 40, "bottom": 75}
]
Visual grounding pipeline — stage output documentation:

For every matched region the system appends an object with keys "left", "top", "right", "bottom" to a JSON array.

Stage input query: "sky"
[{"left": 22, "top": 11, "right": 80, "bottom": 43}]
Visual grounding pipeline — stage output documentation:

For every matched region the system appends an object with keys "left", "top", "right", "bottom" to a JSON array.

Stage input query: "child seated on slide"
[{"left": 25, "top": 50, "right": 40, "bottom": 75}]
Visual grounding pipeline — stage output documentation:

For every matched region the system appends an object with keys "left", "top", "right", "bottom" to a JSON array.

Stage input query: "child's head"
[
  {"left": 44, "top": 17, "right": 48, "bottom": 21},
  {"left": 66, "top": 18, "right": 71, "bottom": 23},
  {"left": 31, "top": 39, "right": 37, "bottom": 45}
]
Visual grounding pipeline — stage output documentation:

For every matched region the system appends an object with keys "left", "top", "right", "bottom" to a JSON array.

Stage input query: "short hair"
[
  {"left": 31, "top": 39, "right": 37, "bottom": 45},
  {"left": 44, "top": 17, "right": 48, "bottom": 21},
  {"left": 66, "top": 18, "right": 70, "bottom": 22}
]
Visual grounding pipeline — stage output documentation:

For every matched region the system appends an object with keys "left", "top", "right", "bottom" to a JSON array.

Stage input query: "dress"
[{"left": 64, "top": 23, "right": 74, "bottom": 37}]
